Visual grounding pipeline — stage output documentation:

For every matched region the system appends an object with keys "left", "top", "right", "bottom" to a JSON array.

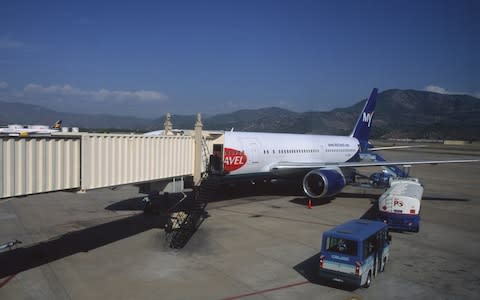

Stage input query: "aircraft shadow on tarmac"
[
  {"left": 289, "top": 191, "right": 380, "bottom": 208},
  {"left": 422, "top": 196, "right": 471, "bottom": 202},
  {"left": 289, "top": 197, "right": 332, "bottom": 207},
  {"left": 105, "top": 196, "right": 147, "bottom": 211},
  {"left": 211, "top": 179, "right": 305, "bottom": 201},
  {"left": 105, "top": 192, "right": 191, "bottom": 212},
  {"left": 0, "top": 214, "right": 167, "bottom": 279},
  {"left": 106, "top": 179, "right": 306, "bottom": 211}
]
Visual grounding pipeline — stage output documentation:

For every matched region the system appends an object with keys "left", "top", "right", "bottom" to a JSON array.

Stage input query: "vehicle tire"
[
  {"left": 164, "top": 219, "right": 173, "bottom": 233},
  {"left": 364, "top": 271, "right": 372, "bottom": 288}
]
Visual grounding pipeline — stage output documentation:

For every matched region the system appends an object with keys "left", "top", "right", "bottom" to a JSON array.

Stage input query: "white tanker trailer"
[{"left": 378, "top": 178, "right": 424, "bottom": 232}]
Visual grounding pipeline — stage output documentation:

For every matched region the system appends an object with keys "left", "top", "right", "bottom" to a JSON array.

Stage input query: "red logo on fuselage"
[{"left": 224, "top": 148, "right": 247, "bottom": 172}]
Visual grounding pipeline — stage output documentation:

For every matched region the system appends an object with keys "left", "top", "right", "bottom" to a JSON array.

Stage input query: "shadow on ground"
[
  {"left": 289, "top": 191, "right": 381, "bottom": 208},
  {"left": 360, "top": 202, "right": 380, "bottom": 220},
  {"left": 293, "top": 253, "right": 357, "bottom": 292},
  {"left": 107, "top": 179, "right": 305, "bottom": 211},
  {"left": 211, "top": 179, "right": 304, "bottom": 201},
  {"left": 423, "top": 196, "right": 471, "bottom": 202},
  {"left": 105, "top": 196, "right": 146, "bottom": 211},
  {"left": 0, "top": 214, "right": 167, "bottom": 279},
  {"left": 289, "top": 197, "right": 332, "bottom": 207},
  {"left": 293, "top": 194, "right": 380, "bottom": 291},
  {"left": 105, "top": 192, "right": 192, "bottom": 212},
  {"left": 338, "top": 192, "right": 382, "bottom": 200}
]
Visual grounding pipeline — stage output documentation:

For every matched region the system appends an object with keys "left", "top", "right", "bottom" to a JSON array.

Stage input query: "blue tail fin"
[{"left": 350, "top": 88, "right": 377, "bottom": 151}]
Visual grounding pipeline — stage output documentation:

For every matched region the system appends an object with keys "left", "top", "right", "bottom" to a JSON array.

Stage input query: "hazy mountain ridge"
[
  {"left": 374, "top": 90, "right": 480, "bottom": 139},
  {"left": 0, "top": 101, "right": 152, "bottom": 131},
  {"left": 1, "top": 89, "right": 479, "bottom": 139}
]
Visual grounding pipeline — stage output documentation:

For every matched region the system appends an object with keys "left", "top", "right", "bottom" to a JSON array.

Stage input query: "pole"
[{"left": 193, "top": 113, "right": 203, "bottom": 187}]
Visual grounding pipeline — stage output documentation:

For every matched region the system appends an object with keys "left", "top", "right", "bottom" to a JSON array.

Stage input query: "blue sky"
[{"left": 0, "top": 0, "right": 478, "bottom": 118}]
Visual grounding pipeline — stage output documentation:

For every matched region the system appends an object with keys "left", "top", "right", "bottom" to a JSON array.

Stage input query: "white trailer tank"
[{"left": 378, "top": 178, "right": 424, "bottom": 232}]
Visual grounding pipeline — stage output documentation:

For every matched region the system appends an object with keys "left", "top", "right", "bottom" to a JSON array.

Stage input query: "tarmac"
[{"left": 0, "top": 146, "right": 479, "bottom": 299}]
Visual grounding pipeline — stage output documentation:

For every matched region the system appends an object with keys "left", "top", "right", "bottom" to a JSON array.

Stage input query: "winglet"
[{"left": 351, "top": 88, "right": 377, "bottom": 151}]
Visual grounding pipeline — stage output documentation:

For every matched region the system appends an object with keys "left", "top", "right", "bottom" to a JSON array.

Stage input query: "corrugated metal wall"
[
  {"left": 80, "top": 134, "right": 194, "bottom": 190},
  {"left": 0, "top": 137, "right": 81, "bottom": 198},
  {"left": 0, "top": 133, "right": 217, "bottom": 198}
]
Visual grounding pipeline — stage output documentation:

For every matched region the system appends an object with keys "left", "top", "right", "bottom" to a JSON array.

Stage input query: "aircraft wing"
[
  {"left": 369, "top": 145, "right": 426, "bottom": 151},
  {"left": 271, "top": 159, "right": 479, "bottom": 172}
]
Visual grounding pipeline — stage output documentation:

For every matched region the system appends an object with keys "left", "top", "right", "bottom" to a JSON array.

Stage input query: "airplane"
[
  {"left": 205, "top": 88, "right": 478, "bottom": 199},
  {"left": 0, "top": 120, "right": 62, "bottom": 136},
  {"left": 144, "top": 129, "right": 186, "bottom": 136}
]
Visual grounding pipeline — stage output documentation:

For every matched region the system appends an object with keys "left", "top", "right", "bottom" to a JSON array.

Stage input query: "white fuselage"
[
  {"left": 223, "top": 131, "right": 360, "bottom": 175},
  {"left": 0, "top": 124, "right": 59, "bottom": 136}
]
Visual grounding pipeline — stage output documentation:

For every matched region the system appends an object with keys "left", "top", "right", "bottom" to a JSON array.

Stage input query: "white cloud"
[
  {"left": 0, "top": 83, "right": 170, "bottom": 117},
  {"left": 23, "top": 83, "right": 168, "bottom": 103},
  {"left": 424, "top": 84, "right": 480, "bottom": 99},
  {"left": 424, "top": 85, "right": 449, "bottom": 94},
  {"left": 0, "top": 81, "right": 8, "bottom": 89}
]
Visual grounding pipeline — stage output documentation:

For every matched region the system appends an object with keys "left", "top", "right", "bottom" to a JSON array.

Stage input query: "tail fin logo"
[
  {"left": 351, "top": 88, "right": 377, "bottom": 145},
  {"left": 362, "top": 112, "right": 374, "bottom": 128}
]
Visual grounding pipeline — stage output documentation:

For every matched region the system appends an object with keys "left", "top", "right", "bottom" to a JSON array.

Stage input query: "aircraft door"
[
  {"left": 318, "top": 145, "right": 324, "bottom": 161},
  {"left": 241, "top": 138, "right": 259, "bottom": 166},
  {"left": 209, "top": 144, "right": 224, "bottom": 175},
  {"left": 247, "top": 142, "right": 259, "bottom": 165}
]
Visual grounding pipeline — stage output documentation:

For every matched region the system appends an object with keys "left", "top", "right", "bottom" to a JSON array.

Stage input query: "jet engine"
[{"left": 302, "top": 168, "right": 346, "bottom": 198}]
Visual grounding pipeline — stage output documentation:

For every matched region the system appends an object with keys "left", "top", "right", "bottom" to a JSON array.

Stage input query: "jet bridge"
[{"left": 0, "top": 118, "right": 224, "bottom": 199}]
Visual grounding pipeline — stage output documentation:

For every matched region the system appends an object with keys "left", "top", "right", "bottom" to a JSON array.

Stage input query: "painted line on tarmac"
[
  {"left": 0, "top": 274, "right": 17, "bottom": 289},
  {"left": 223, "top": 280, "right": 310, "bottom": 300}
]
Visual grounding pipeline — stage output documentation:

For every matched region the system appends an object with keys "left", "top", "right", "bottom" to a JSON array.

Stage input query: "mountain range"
[{"left": 1, "top": 89, "right": 479, "bottom": 140}]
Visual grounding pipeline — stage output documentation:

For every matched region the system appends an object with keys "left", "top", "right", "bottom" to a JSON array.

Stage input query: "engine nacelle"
[{"left": 302, "top": 168, "right": 346, "bottom": 198}]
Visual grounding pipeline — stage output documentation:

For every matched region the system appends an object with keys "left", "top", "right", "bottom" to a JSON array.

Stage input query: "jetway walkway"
[{"left": 1, "top": 116, "right": 224, "bottom": 199}]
